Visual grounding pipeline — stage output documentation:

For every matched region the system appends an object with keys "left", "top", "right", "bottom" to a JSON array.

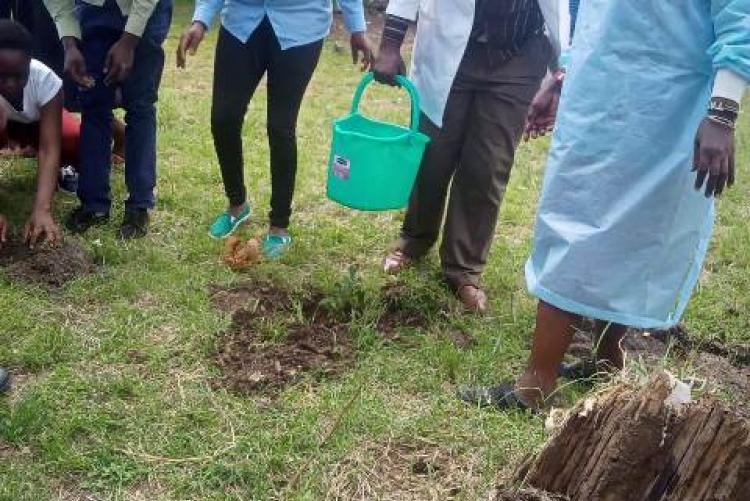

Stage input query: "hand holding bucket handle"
[{"left": 351, "top": 72, "right": 422, "bottom": 133}]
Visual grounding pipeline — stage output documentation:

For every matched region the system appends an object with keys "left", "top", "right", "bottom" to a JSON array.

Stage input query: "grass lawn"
[{"left": 1, "top": 3, "right": 749, "bottom": 500}]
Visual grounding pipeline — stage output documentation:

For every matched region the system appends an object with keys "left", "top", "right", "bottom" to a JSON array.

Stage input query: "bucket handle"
[{"left": 350, "top": 72, "right": 421, "bottom": 134}]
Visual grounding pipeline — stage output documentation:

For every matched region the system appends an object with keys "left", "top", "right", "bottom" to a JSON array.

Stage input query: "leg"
[
  {"left": 120, "top": 36, "right": 164, "bottom": 212},
  {"left": 117, "top": 0, "right": 172, "bottom": 238},
  {"left": 593, "top": 321, "right": 627, "bottom": 370},
  {"left": 515, "top": 301, "right": 581, "bottom": 407},
  {"left": 398, "top": 89, "right": 474, "bottom": 259},
  {"left": 77, "top": 29, "right": 118, "bottom": 215},
  {"left": 265, "top": 33, "right": 324, "bottom": 231},
  {"left": 441, "top": 41, "right": 548, "bottom": 291},
  {"left": 210, "top": 24, "right": 269, "bottom": 213},
  {"left": 457, "top": 300, "right": 579, "bottom": 410}
]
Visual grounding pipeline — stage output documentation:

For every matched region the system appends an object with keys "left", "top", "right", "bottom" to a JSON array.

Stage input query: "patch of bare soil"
[
  {"left": 0, "top": 239, "right": 95, "bottom": 290},
  {"left": 324, "top": 441, "right": 483, "bottom": 501},
  {"left": 377, "top": 283, "right": 431, "bottom": 337},
  {"left": 211, "top": 281, "right": 353, "bottom": 394},
  {"left": 510, "top": 372, "right": 750, "bottom": 501}
]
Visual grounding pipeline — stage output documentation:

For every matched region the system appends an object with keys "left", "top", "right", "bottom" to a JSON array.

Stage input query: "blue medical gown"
[{"left": 525, "top": 0, "right": 750, "bottom": 329}]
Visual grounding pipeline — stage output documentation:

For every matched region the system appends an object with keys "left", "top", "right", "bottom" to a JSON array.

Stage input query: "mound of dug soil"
[
  {"left": 0, "top": 240, "right": 95, "bottom": 290},
  {"left": 510, "top": 372, "right": 750, "bottom": 501},
  {"left": 211, "top": 281, "right": 354, "bottom": 394}
]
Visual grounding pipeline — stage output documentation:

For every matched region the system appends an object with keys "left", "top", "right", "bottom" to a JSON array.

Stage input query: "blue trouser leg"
[
  {"left": 121, "top": 34, "right": 166, "bottom": 210},
  {"left": 78, "top": 29, "right": 118, "bottom": 214},
  {"left": 76, "top": 0, "right": 173, "bottom": 213}
]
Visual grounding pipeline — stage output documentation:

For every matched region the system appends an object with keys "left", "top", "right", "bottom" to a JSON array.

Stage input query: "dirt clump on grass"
[
  {"left": 217, "top": 314, "right": 353, "bottom": 394},
  {"left": 0, "top": 239, "right": 95, "bottom": 290},
  {"left": 211, "top": 280, "right": 354, "bottom": 394},
  {"left": 324, "top": 441, "right": 483, "bottom": 500}
]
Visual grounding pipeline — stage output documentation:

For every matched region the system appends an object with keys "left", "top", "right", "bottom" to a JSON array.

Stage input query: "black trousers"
[{"left": 211, "top": 19, "right": 323, "bottom": 229}]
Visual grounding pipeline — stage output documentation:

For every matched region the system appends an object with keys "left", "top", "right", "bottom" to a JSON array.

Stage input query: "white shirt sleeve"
[
  {"left": 35, "top": 64, "right": 63, "bottom": 107},
  {"left": 712, "top": 68, "right": 747, "bottom": 103},
  {"left": 386, "top": 0, "right": 420, "bottom": 22}
]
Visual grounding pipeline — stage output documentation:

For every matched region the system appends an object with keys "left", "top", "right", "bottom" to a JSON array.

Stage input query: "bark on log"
[{"left": 514, "top": 372, "right": 750, "bottom": 501}]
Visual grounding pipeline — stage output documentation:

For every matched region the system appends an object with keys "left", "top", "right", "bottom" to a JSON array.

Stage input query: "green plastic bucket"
[{"left": 327, "top": 73, "right": 430, "bottom": 211}]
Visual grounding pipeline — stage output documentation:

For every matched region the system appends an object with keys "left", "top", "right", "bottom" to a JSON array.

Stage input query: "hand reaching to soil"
[{"left": 24, "top": 210, "right": 61, "bottom": 248}]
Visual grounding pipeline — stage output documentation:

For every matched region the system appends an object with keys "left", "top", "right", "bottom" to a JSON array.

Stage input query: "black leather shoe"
[
  {"left": 118, "top": 208, "right": 149, "bottom": 240},
  {"left": 0, "top": 367, "right": 10, "bottom": 394},
  {"left": 66, "top": 206, "right": 110, "bottom": 234}
]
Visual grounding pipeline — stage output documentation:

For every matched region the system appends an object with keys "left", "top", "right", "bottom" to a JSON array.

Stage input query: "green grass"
[{"left": 1, "top": 4, "right": 749, "bottom": 500}]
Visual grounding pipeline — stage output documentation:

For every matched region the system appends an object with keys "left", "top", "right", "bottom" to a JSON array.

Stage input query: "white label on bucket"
[{"left": 333, "top": 155, "right": 351, "bottom": 181}]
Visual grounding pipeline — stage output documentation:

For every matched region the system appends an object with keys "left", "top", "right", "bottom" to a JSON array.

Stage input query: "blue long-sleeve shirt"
[{"left": 193, "top": 0, "right": 366, "bottom": 50}]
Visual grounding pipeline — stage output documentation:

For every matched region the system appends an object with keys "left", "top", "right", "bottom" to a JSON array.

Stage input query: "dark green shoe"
[
  {"left": 262, "top": 233, "right": 292, "bottom": 259},
  {"left": 209, "top": 205, "right": 252, "bottom": 239},
  {"left": 456, "top": 382, "right": 535, "bottom": 412},
  {"left": 0, "top": 367, "right": 10, "bottom": 394}
]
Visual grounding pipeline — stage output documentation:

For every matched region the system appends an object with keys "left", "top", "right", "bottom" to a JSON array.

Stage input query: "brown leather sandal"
[
  {"left": 457, "top": 285, "right": 488, "bottom": 314},
  {"left": 383, "top": 249, "right": 413, "bottom": 275}
]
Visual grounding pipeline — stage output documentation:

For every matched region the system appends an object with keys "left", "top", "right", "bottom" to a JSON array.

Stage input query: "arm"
[
  {"left": 124, "top": 0, "right": 160, "bottom": 38},
  {"left": 104, "top": 0, "right": 160, "bottom": 85},
  {"left": 24, "top": 91, "right": 62, "bottom": 247},
  {"left": 337, "top": 0, "right": 366, "bottom": 34},
  {"left": 42, "top": 0, "right": 80, "bottom": 39},
  {"left": 693, "top": 0, "right": 750, "bottom": 198},
  {"left": 372, "top": 4, "right": 416, "bottom": 86},
  {"left": 177, "top": 0, "right": 225, "bottom": 68},
  {"left": 338, "top": 0, "right": 373, "bottom": 70},
  {"left": 385, "top": 0, "right": 420, "bottom": 23},
  {"left": 525, "top": 0, "right": 581, "bottom": 140},
  {"left": 43, "top": 0, "right": 93, "bottom": 87},
  {"left": 192, "top": 0, "right": 225, "bottom": 32}
]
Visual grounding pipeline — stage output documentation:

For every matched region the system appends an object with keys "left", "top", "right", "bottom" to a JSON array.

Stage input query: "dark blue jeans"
[{"left": 76, "top": 0, "right": 172, "bottom": 213}]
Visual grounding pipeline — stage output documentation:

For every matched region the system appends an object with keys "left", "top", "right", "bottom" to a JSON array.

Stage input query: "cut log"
[{"left": 513, "top": 372, "right": 750, "bottom": 501}]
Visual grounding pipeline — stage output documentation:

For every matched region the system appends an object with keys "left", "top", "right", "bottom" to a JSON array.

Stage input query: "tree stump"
[{"left": 513, "top": 372, "right": 750, "bottom": 501}]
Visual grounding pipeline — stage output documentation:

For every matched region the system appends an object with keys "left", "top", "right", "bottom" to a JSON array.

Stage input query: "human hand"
[
  {"left": 372, "top": 39, "right": 406, "bottom": 86},
  {"left": 23, "top": 209, "right": 61, "bottom": 248},
  {"left": 350, "top": 32, "right": 374, "bottom": 72},
  {"left": 62, "top": 37, "right": 95, "bottom": 89},
  {"left": 693, "top": 117, "right": 735, "bottom": 198},
  {"left": 524, "top": 71, "right": 564, "bottom": 141},
  {"left": 177, "top": 22, "right": 206, "bottom": 69},
  {"left": 104, "top": 33, "right": 139, "bottom": 86}
]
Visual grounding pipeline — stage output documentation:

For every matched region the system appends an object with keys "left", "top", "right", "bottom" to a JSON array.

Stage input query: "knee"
[
  {"left": 211, "top": 107, "right": 243, "bottom": 137},
  {"left": 266, "top": 120, "right": 296, "bottom": 141}
]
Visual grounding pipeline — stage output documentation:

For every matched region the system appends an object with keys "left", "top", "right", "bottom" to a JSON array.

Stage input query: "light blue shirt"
[{"left": 193, "top": 0, "right": 366, "bottom": 50}]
